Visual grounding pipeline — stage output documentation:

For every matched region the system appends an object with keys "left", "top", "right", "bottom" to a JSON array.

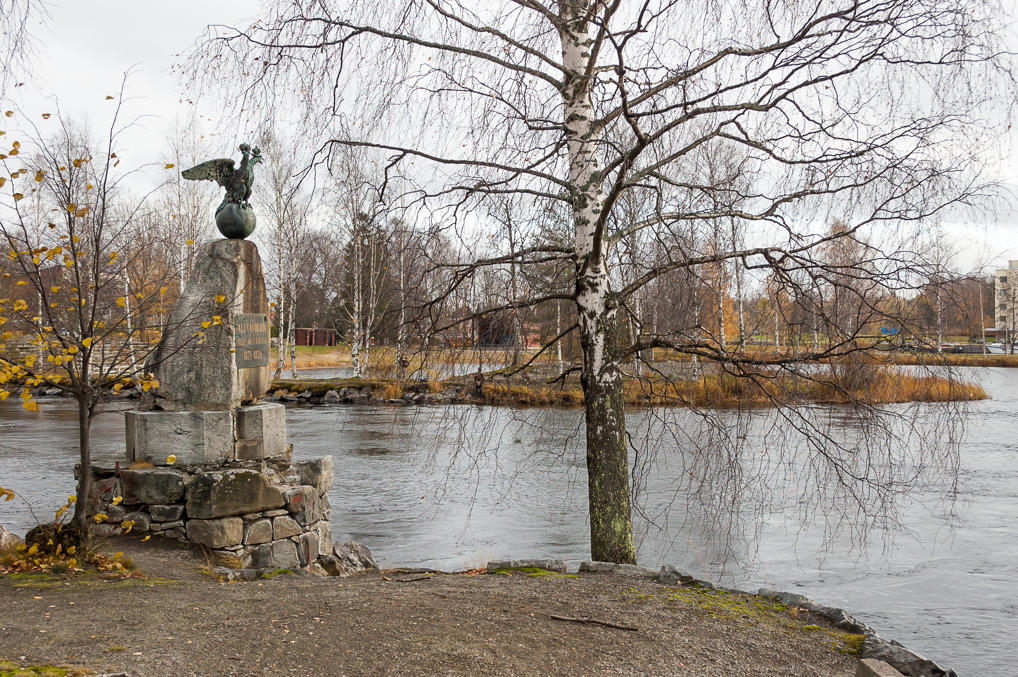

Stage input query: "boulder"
[
  {"left": 486, "top": 559, "right": 567, "bottom": 573},
  {"left": 248, "top": 543, "right": 274, "bottom": 568},
  {"left": 185, "top": 469, "right": 284, "bottom": 519},
  {"left": 332, "top": 540, "right": 377, "bottom": 573},
  {"left": 285, "top": 486, "right": 323, "bottom": 526},
  {"left": 859, "top": 636, "right": 956, "bottom": 677},
  {"left": 313, "top": 521, "right": 333, "bottom": 557},
  {"left": 0, "top": 525, "right": 20, "bottom": 550},
  {"left": 148, "top": 504, "right": 185, "bottom": 522},
  {"left": 106, "top": 504, "right": 127, "bottom": 523},
  {"left": 657, "top": 564, "right": 696, "bottom": 586},
  {"left": 856, "top": 659, "right": 906, "bottom": 677},
  {"left": 579, "top": 561, "right": 658, "bottom": 578},
  {"left": 150, "top": 520, "right": 184, "bottom": 533},
  {"left": 270, "top": 539, "right": 300, "bottom": 569},
  {"left": 120, "top": 468, "right": 186, "bottom": 505},
  {"left": 272, "top": 516, "right": 302, "bottom": 540},
  {"left": 243, "top": 518, "right": 272, "bottom": 545},
  {"left": 186, "top": 517, "right": 244, "bottom": 549},
  {"left": 294, "top": 456, "right": 334, "bottom": 495},
  {"left": 123, "top": 511, "right": 151, "bottom": 533},
  {"left": 297, "top": 530, "right": 320, "bottom": 566},
  {"left": 91, "top": 476, "right": 121, "bottom": 504},
  {"left": 322, "top": 390, "right": 342, "bottom": 403}
]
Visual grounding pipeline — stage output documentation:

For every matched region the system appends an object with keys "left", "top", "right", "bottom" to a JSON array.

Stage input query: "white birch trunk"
[
  {"left": 561, "top": 16, "right": 636, "bottom": 564},
  {"left": 123, "top": 273, "right": 138, "bottom": 372},
  {"left": 350, "top": 233, "right": 363, "bottom": 378}
]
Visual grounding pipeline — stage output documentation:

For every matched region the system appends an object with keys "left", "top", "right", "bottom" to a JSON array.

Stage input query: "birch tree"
[{"left": 197, "top": 0, "right": 1012, "bottom": 563}]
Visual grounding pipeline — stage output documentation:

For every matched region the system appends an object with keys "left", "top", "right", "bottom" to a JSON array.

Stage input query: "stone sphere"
[{"left": 215, "top": 203, "right": 256, "bottom": 239}]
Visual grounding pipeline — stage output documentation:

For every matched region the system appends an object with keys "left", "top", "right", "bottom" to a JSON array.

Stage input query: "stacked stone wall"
[{"left": 85, "top": 455, "right": 336, "bottom": 571}]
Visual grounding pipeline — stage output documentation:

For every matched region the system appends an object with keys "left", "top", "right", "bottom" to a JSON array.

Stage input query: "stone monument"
[{"left": 84, "top": 145, "right": 374, "bottom": 576}]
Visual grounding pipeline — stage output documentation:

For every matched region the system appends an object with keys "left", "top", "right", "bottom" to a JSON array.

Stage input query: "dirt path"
[{"left": 0, "top": 538, "right": 859, "bottom": 676}]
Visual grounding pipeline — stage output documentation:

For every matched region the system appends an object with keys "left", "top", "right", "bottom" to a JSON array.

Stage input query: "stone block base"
[
  {"left": 125, "top": 403, "right": 289, "bottom": 466},
  {"left": 86, "top": 455, "right": 350, "bottom": 573},
  {"left": 235, "top": 403, "right": 287, "bottom": 460},
  {"left": 126, "top": 410, "right": 233, "bottom": 466}
]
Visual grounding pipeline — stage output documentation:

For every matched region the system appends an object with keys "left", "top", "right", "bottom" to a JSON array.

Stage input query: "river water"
[{"left": 0, "top": 368, "right": 1015, "bottom": 675}]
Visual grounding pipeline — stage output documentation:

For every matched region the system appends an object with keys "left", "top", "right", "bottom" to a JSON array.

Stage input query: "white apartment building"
[{"left": 994, "top": 260, "right": 1018, "bottom": 340}]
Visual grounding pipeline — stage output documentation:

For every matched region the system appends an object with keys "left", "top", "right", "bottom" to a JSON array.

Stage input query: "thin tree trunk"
[
  {"left": 396, "top": 229, "right": 407, "bottom": 377},
  {"left": 979, "top": 282, "right": 987, "bottom": 356},
  {"left": 123, "top": 273, "right": 138, "bottom": 372},
  {"left": 351, "top": 233, "right": 363, "bottom": 378},
  {"left": 73, "top": 397, "right": 92, "bottom": 536},
  {"left": 935, "top": 287, "right": 943, "bottom": 353},
  {"left": 555, "top": 300, "right": 563, "bottom": 370}
]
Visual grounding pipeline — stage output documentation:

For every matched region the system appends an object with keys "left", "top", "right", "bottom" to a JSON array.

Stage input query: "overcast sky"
[{"left": 5, "top": 0, "right": 1018, "bottom": 274}]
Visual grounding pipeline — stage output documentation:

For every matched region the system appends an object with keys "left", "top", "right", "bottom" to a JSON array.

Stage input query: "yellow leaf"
[
  {"left": 165, "top": 163, "right": 175, "bottom": 169},
  {"left": 0, "top": 177, "right": 5, "bottom": 187},
  {"left": 66, "top": 203, "right": 76, "bottom": 212},
  {"left": 75, "top": 207, "right": 89, "bottom": 217},
  {"left": 112, "top": 495, "right": 122, "bottom": 505},
  {"left": 115, "top": 296, "right": 126, "bottom": 308},
  {"left": 214, "top": 294, "right": 226, "bottom": 302},
  {"left": 105, "top": 95, "right": 114, "bottom": 100},
  {"left": 1, "top": 487, "right": 14, "bottom": 500},
  {"left": 185, "top": 239, "right": 194, "bottom": 245},
  {"left": 3, "top": 111, "right": 11, "bottom": 117},
  {"left": 142, "top": 535, "right": 151, "bottom": 542},
  {"left": 82, "top": 337, "right": 93, "bottom": 348},
  {"left": 93, "top": 512, "right": 108, "bottom": 523},
  {"left": 201, "top": 320, "right": 211, "bottom": 329},
  {"left": 27, "top": 543, "right": 38, "bottom": 555},
  {"left": 66, "top": 545, "right": 76, "bottom": 554},
  {"left": 12, "top": 192, "right": 24, "bottom": 200},
  {"left": 22, "top": 399, "right": 38, "bottom": 412},
  {"left": 166, "top": 454, "right": 177, "bottom": 465}
]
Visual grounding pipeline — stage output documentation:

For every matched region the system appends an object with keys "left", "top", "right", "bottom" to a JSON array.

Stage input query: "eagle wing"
[{"left": 181, "top": 158, "right": 235, "bottom": 187}]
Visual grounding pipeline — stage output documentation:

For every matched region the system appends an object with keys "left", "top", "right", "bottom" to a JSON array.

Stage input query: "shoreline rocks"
[{"left": 484, "top": 558, "right": 957, "bottom": 677}]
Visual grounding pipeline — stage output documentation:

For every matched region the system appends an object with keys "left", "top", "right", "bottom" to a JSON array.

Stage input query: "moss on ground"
[
  {"left": 258, "top": 568, "right": 293, "bottom": 580},
  {"left": 627, "top": 585, "right": 867, "bottom": 655},
  {"left": 492, "top": 566, "right": 577, "bottom": 579},
  {"left": 2, "top": 571, "right": 175, "bottom": 589},
  {"left": 0, "top": 659, "right": 93, "bottom": 676}
]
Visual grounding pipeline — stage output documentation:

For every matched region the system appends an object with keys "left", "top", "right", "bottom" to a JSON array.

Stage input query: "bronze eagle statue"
[{"left": 181, "top": 143, "right": 262, "bottom": 214}]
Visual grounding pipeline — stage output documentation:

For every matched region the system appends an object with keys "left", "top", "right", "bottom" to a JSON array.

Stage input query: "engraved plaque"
[{"left": 235, "top": 313, "right": 270, "bottom": 369}]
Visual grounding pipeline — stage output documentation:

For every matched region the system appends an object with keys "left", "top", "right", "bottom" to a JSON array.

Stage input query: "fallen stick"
[{"left": 549, "top": 614, "right": 638, "bottom": 632}]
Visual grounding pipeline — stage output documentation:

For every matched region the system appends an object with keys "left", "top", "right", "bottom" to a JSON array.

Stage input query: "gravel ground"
[{"left": 0, "top": 537, "right": 858, "bottom": 676}]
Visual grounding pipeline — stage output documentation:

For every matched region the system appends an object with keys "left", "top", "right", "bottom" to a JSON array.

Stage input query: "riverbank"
[
  {"left": 0, "top": 536, "right": 862, "bottom": 676},
  {"left": 267, "top": 365, "right": 986, "bottom": 409}
]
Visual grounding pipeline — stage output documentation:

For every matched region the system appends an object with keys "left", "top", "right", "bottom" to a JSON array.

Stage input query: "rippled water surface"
[{"left": 1, "top": 368, "right": 1015, "bottom": 675}]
